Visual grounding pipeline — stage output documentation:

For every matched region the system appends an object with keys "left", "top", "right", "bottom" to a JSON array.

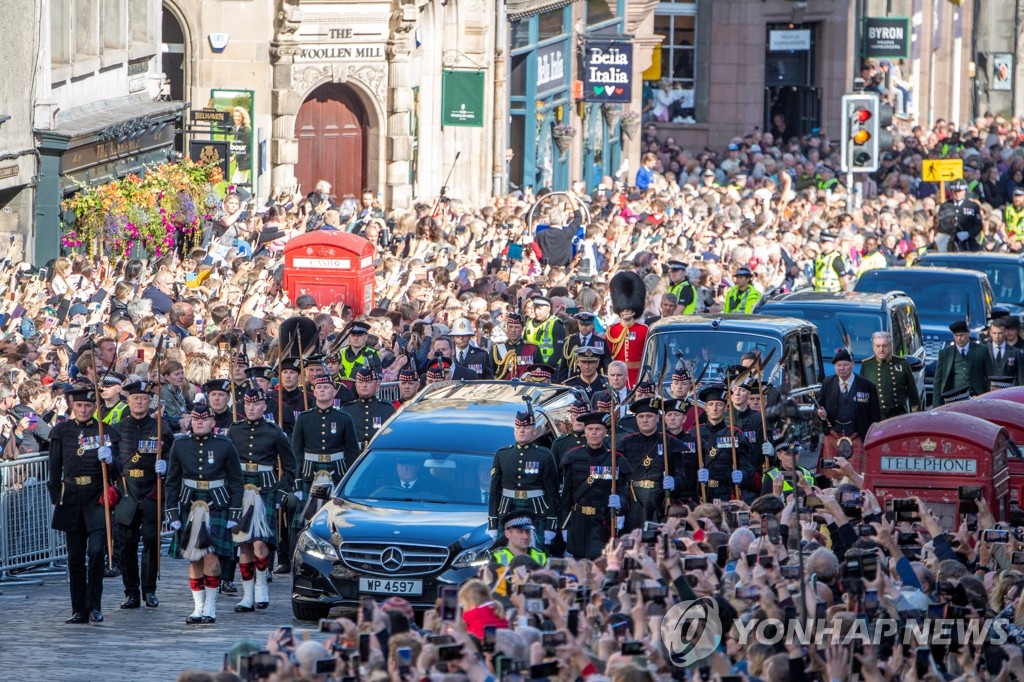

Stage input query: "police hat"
[
  {"left": 244, "top": 366, "right": 273, "bottom": 382},
  {"left": 832, "top": 348, "right": 854, "bottom": 364},
  {"left": 697, "top": 384, "right": 728, "bottom": 404},
  {"left": 574, "top": 312, "right": 596, "bottom": 324},
  {"left": 949, "top": 179, "right": 968, "bottom": 191},
  {"left": 735, "top": 266, "right": 754, "bottom": 278},
  {"left": 630, "top": 397, "right": 661, "bottom": 415},
  {"left": 280, "top": 357, "right": 301, "bottom": 373},
  {"left": 190, "top": 401, "right": 214, "bottom": 420},
  {"left": 578, "top": 411, "right": 611, "bottom": 428},
  {"left": 667, "top": 260, "right": 688, "bottom": 272},
  {"left": 820, "top": 231, "right": 837, "bottom": 242},
  {"left": 203, "top": 379, "right": 232, "bottom": 395},
  {"left": 941, "top": 386, "right": 972, "bottom": 403},
  {"left": 575, "top": 346, "right": 603, "bottom": 361},
  {"left": 101, "top": 372, "right": 126, "bottom": 386},
  {"left": 502, "top": 510, "right": 536, "bottom": 532},
  {"left": 123, "top": 380, "right": 154, "bottom": 396},
  {"left": 67, "top": 387, "right": 97, "bottom": 404},
  {"left": 1014, "top": 187, "right": 1024, "bottom": 197},
  {"left": 949, "top": 320, "right": 970, "bottom": 334},
  {"left": 350, "top": 321, "right": 371, "bottom": 335}
]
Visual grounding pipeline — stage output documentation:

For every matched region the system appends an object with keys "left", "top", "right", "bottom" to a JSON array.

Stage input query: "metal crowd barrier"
[
  {"left": 376, "top": 381, "right": 400, "bottom": 404},
  {"left": 0, "top": 454, "right": 67, "bottom": 584}
]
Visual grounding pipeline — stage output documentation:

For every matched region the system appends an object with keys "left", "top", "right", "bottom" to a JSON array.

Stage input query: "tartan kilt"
[
  {"left": 236, "top": 490, "right": 279, "bottom": 549},
  {"left": 820, "top": 432, "right": 865, "bottom": 472},
  {"left": 168, "top": 505, "right": 235, "bottom": 560}
]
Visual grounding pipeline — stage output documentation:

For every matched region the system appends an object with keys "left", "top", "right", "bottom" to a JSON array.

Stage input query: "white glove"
[
  {"left": 486, "top": 529, "right": 498, "bottom": 540},
  {"left": 154, "top": 459, "right": 167, "bottom": 475},
  {"left": 956, "top": 231, "right": 970, "bottom": 241},
  {"left": 544, "top": 530, "right": 556, "bottom": 544},
  {"left": 608, "top": 494, "right": 622, "bottom": 510},
  {"left": 731, "top": 470, "right": 743, "bottom": 484},
  {"left": 294, "top": 490, "right": 304, "bottom": 502},
  {"left": 697, "top": 468, "right": 710, "bottom": 483},
  {"left": 561, "top": 530, "right": 568, "bottom": 541},
  {"left": 762, "top": 442, "right": 775, "bottom": 457},
  {"left": 97, "top": 446, "right": 113, "bottom": 465},
  {"left": 662, "top": 474, "right": 675, "bottom": 492},
  {"left": 616, "top": 516, "right": 625, "bottom": 530},
  {"left": 226, "top": 520, "right": 238, "bottom": 530},
  {"left": 170, "top": 520, "right": 182, "bottom": 531}
]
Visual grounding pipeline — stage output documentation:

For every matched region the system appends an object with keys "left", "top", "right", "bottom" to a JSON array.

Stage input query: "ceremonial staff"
[
  {"left": 297, "top": 335, "right": 310, "bottom": 411},
  {"left": 89, "top": 335, "right": 115, "bottom": 570},
  {"left": 753, "top": 347, "right": 777, "bottom": 473},
  {"left": 688, "top": 358, "right": 710, "bottom": 504},
  {"left": 154, "top": 335, "right": 165, "bottom": 578},
  {"left": 609, "top": 389, "right": 619, "bottom": 543},
  {"left": 658, "top": 350, "right": 671, "bottom": 511},
  {"left": 726, "top": 366, "right": 751, "bottom": 501}
]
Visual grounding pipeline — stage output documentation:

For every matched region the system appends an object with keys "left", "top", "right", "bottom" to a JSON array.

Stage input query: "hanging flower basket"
[
  {"left": 601, "top": 103, "right": 622, "bottom": 129},
  {"left": 552, "top": 124, "right": 576, "bottom": 154},
  {"left": 621, "top": 112, "right": 642, "bottom": 141}
]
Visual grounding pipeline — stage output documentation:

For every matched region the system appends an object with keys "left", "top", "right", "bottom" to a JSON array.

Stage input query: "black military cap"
[
  {"left": 514, "top": 410, "right": 535, "bottom": 426},
  {"left": 630, "top": 397, "right": 661, "bottom": 415},
  {"left": 356, "top": 366, "right": 380, "bottom": 382},
  {"left": 244, "top": 386, "right": 267, "bottom": 403},
  {"left": 574, "top": 312, "right": 596, "bottom": 324},
  {"left": 123, "top": 380, "right": 154, "bottom": 396},
  {"left": 949, "top": 320, "right": 970, "bottom": 334},
  {"left": 190, "top": 401, "right": 213, "bottom": 420},
  {"left": 203, "top": 379, "right": 232, "bottom": 395},
  {"left": 350, "top": 321, "right": 371, "bottom": 335},
  {"left": 67, "top": 387, "right": 97, "bottom": 404},
  {"left": 832, "top": 348, "right": 854, "bottom": 364},
  {"left": 672, "top": 363, "right": 691, "bottom": 382},
  {"left": 578, "top": 411, "right": 611, "bottom": 428},
  {"left": 398, "top": 366, "right": 419, "bottom": 383},
  {"left": 244, "top": 366, "right": 273, "bottom": 382},
  {"left": 697, "top": 384, "right": 728, "bottom": 404},
  {"left": 575, "top": 346, "right": 603, "bottom": 361},
  {"left": 502, "top": 510, "right": 536, "bottom": 532},
  {"left": 280, "top": 357, "right": 302, "bottom": 373},
  {"left": 662, "top": 399, "right": 686, "bottom": 414},
  {"left": 101, "top": 372, "right": 126, "bottom": 386}
]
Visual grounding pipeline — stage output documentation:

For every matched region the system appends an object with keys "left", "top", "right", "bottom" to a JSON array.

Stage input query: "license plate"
[{"left": 358, "top": 577, "right": 423, "bottom": 596}]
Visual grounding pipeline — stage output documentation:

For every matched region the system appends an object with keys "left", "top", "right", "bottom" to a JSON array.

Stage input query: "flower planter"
[
  {"left": 621, "top": 117, "right": 641, "bottom": 141},
  {"left": 553, "top": 134, "right": 574, "bottom": 154},
  {"left": 601, "top": 104, "right": 621, "bottom": 129}
]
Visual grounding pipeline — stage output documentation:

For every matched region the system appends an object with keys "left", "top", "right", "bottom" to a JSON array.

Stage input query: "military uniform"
[
  {"left": 292, "top": 403, "right": 361, "bottom": 495},
  {"left": 343, "top": 397, "right": 396, "bottom": 451},
  {"left": 48, "top": 405, "right": 121, "bottom": 622},
  {"left": 859, "top": 355, "right": 920, "bottom": 419},
  {"left": 682, "top": 419, "right": 755, "bottom": 502},
  {"left": 268, "top": 385, "right": 313, "bottom": 436},
  {"left": 452, "top": 345, "right": 492, "bottom": 380},
  {"left": 491, "top": 338, "right": 541, "bottom": 380},
  {"left": 115, "top": 401, "right": 173, "bottom": 607},
  {"left": 607, "top": 320, "right": 647, "bottom": 387},
  {"left": 488, "top": 438, "right": 559, "bottom": 536},
  {"left": 227, "top": 416, "right": 297, "bottom": 549},
  {"left": 729, "top": 404, "right": 767, "bottom": 470},
  {"left": 618, "top": 429, "right": 685, "bottom": 528},
  {"left": 566, "top": 374, "right": 609, "bottom": 405},
  {"left": 551, "top": 430, "right": 587, "bottom": 465},
  {"left": 212, "top": 408, "right": 234, "bottom": 435},
  {"left": 559, "top": 331, "right": 609, "bottom": 381},
  {"left": 558, "top": 439, "right": 633, "bottom": 560}
]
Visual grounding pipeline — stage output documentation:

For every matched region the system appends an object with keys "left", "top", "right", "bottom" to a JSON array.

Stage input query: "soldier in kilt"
[
  {"left": 165, "top": 401, "right": 244, "bottom": 625},
  {"left": 227, "top": 386, "right": 296, "bottom": 612}
]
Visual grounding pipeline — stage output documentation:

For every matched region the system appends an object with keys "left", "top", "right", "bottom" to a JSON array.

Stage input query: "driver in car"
[{"left": 393, "top": 455, "right": 425, "bottom": 493}]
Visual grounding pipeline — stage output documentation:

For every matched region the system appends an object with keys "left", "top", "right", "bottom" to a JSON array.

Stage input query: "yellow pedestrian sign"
[{"left": 922, "top": 159, "right": 963, "bottom": 182}]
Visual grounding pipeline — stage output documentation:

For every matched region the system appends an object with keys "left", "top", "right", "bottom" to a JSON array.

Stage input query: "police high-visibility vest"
[
  {"left": 765, "top": 466, "right": 815, "bottom": 493},
  {"left": 1006, "top": 205, "right": 1024, "bottom": 238},
  {"left": 491, "top": 546, "right": 549, "bottom": 596},
  {"left": 101, "top": 401, "right": 128, "bottom": 426},
  {"left": 813, "top": 252, "right": 843, "bottom": 293},
  {"left": 723, "top": 285, "right": 761, "bottom": 314},
  {"left": 669, "top": 280, "right": 698, "bottom": 314},
  {"left": 524, "top": 317, "right": 557, "bottom": 363},
  {"left": 340, "top": 346, "right": 379, "bottom": 380}
]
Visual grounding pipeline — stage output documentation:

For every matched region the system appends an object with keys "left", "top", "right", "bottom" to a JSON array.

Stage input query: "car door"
[{"left": 897, "top": 303, "right": 926, "bottom": 403}]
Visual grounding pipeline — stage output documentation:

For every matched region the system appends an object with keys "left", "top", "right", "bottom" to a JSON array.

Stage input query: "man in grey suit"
[{"left": 932, "top": 320, "right": 993, "bottom": 406}]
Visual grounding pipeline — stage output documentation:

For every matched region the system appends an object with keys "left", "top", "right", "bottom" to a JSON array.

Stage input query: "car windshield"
[
  {"left": 646, "top": 331, "right": 783, "bottom": 384},
  {"left": 762, "top": 308, "right": 881, "bottom": 360},
  {"left": 340, "top": 449, "right": 491, "bottom": 505},
  {"left": 982, "top": 264, "right": 1024, "bottom": 304},
  {"left": 855, "top": 275, "right": 983, "bottom": 323}
]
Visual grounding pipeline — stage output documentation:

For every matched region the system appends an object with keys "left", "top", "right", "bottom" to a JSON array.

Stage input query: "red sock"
[
  {"left": 189, "top": 578, "right": 204, "bottom": 592},
  {"left": 254, "top": 555, "right": 270, "bottom": 571},
  {"left": 204, "top": 575, "right": 221, "bottom": 589},
  {"left": 239, "top": 562, "right": 256, "bottom": 580}
]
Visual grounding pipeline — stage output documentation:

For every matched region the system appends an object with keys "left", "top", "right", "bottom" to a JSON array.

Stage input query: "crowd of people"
[{"left": 4, "top": 107, "right": 1024, "bottom": 680}]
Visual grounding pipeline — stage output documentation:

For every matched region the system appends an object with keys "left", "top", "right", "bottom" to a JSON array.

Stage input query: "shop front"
[{"left": 35, "top": 97, "right": 186, "bottom": 264}]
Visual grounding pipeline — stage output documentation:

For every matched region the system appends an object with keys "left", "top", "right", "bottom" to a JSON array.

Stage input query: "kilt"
[
  {"left": 234, "top": 486, "right": 279, "bottom": 549},
  {"left": 820, "top": 431, "right": 865, "bottom": 472},
  {"left": 168, "top": 503, "right": 235, "bottom": 560},
  {"left": 292, "top": 470, "right": 334, "bottom": 529}
]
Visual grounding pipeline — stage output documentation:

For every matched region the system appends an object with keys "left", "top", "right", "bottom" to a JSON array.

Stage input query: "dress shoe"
[
  {"left": 234, "top": 603, "right": 255, "bottom": 613},
  {"left": 120, "top": 594, "right": 141, "bottom": 609},
  {"left": 104, "top": 567, "right": 121, "bottom": 578},
  {"left": 89, "top": 610, "right": 104, "bottom": 623},
  {"left": 65, "top": 613, "right": 88, "bottom": 624},
  {"left": 220, "top": 580, "right": 238, "bottom": 595},
  {"left": 200, "top": 616, "right": 216, "bottom": 624},
  {"left": 273, "top": 564, "right": 290, "bottom": 575},
  {"left": 143, "top": 593, "right": 159, "bottom": 608},
  {"left": 255, "top": 601, "right": 269, "bottom": 610},
  {"left": 185, "top": 614, "right": 205, "bottom": 625}
]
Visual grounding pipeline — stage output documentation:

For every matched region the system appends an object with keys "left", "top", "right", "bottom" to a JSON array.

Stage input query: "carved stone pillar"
[
  {"left": 386, "top": 3, "right": 418, "bottom": 209},
  {"left": 270, "top": 0, "right": 303, "bottom": 192}
]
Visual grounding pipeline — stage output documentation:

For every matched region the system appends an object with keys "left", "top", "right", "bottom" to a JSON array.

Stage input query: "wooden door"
[{"left": 295, "top": 83, "right": 367, "bottom": 200}]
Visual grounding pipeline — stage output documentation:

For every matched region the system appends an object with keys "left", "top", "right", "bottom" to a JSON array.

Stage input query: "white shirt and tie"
[
  {"left": 993, "top": 344, "right": 1006, "bottom": 364},
  {"left": 401, "top": 480, "right": 417, "bottom": 490}
]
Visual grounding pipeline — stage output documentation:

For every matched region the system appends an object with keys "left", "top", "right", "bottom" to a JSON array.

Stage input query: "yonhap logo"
[{"left": 661, "top": 597, "right": 723, "bottom": 667}]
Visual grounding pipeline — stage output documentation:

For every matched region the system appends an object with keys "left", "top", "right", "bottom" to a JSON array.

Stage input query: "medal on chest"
[
  {"left": 587, "top": 465, "right": 613, "bottom": 484},
  {"left": 207, "top": 450, "right": 215, "bottom": 465},
  {"left": 372, "top": 416, "right": 382, "bottom": 430},
  {"left": 331, "top": 421, "right": 337, "bottom": 435},
  {"left": 524, "top": 460, "right": 539, "bottom": 474}
]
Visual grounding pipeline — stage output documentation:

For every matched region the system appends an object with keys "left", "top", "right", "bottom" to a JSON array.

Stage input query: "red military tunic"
[{"left": 607, "top": 320, "right": 648, "bottom": 388}]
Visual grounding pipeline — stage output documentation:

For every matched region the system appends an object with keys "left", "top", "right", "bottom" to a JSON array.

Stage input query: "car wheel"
[{"left": 292, "top": 599, "right": 332, "bottom": 622}]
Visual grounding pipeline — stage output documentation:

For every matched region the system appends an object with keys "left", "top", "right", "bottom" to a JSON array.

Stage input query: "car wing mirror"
[
  {"left": 905, "top": 356, "right": 924, "bottom": 371},
  {"left": 311, "top": 483, "right": 333, "bottom": 500}
]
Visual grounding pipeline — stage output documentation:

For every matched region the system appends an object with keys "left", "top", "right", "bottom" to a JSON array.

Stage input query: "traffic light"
[{"left": 840, "top": 93, "right": 893, "bottom": 173}]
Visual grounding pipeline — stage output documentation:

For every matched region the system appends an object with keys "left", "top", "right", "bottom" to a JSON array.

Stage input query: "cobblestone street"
[{"left": 0, "top": 557, "right": 308, "bottom": 681}]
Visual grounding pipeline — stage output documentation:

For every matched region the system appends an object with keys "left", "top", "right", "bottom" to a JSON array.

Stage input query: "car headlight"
[
  {"left": 296, "top": 530, "right": 339, "bottom": 561},
  {"left": 451, "top": 543, "right": 491, "bottom": 569}
]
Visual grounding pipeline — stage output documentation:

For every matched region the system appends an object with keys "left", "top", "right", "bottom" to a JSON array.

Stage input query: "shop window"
[
  {"left": 646, "top": 1, "right": 696, "bottom": 123},
  {"left": 655, "top": 11, "right": 695, "bottom": 88},
  {"left": 51, "top": 0, "right": 72, "bottom": 66},
  {"left": 511, "top": 21, "right": 530, "bottom": 51},
  {"left": 103, "top": 0, "right": 127, "bottom": 51},
  {"left": 586, "top": 0, "right": 617, "bottom": 27},
  {"left": 510, "top": 53, "right": 528, "bottom": 98},
  {"left": 75, "top": 0, "right": 100, "bottom": 59},
  {"left": 537, "top": 8, "right": 566, "bottom": 42}
]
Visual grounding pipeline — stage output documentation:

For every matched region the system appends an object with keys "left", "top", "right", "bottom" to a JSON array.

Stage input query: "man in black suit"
[
  {"left": 428, "top": 336, "right": 479, "bottom": 384},
  {"left": 815, "top": 348, "right": 881, "bottom": 472},
  {"left": 933, "top": 320, "right": 993, "bottom": 406},
  {"left": 986, "top": 318, "right": 1024, "bottom": 387},
  {"left": 423, "top": 356, "right": 477, "bottom": 387},
  {"left": 392, "top": 455, "right": 428, "bottom": 493}
]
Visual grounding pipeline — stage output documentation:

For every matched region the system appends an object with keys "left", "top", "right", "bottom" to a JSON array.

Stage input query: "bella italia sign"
[{"left": 583, "top": 40, "right": 632, "bottom": 103}]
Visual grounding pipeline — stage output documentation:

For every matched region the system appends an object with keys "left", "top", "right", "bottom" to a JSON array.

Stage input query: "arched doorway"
[
  {"left": 160, "top": 3, "right": 186, "bottom": 101},
  {"left": 295, "top": 83, "right": 368, "bottom": 201}
]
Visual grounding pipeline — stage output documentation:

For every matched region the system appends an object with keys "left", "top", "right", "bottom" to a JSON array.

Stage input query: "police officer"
[
  {"left": 813, "top": 232, "right": 845, "bottom": 293},
  {"left": 99, "top": 372, "right": 128, "bottom": 426},
  {"left": 557, "top": 311, "right": 609, "bottom": 381},
  {"left": 488, "top": 510, "right": 549, "bottom": 598},
  {"left": 558, "top": 412, "right": 633, "bottom": 559},
  {"left": 551, "top": 399, "right": 590, "bottom": 464},
  {"left": 524, "top": 296, "right": 566, "bottom": 367},
  {"left": 685, "top": 384, "right": 755, "bottom": 502},
  {"left": 618, "top": 397, "right": 684, "bottom": 528},
  {"left": 761, "top": 442, "right": 814, "bottom": 498},
  {"left": 565, "top": 347, "right": 609, "bottom": 404},
  {"left": 268, "top": 357, "right": 312, "bottom": 436},
  {"left": 116, "top": 380, "right": 173, "bottom": 610},
  {"left": 722, "top": 267, "right": 762, "bottom": 314},
  {"left": 491, "top": 312, "right": 540, "bottom": 380},
  {"left": 1005, "top": 187, "right": 1024, "bottom": 244},
  {"left": 666, "top": 260, "right": 698, "bottom": 314},
  {"left": 228, "top": 386, "right": 297, "bottom": 613},
  {"left": 859, "top": 331, "right": 920, "bottom": 419},
  {"left": 204, "top": 378, "right": 235, "bottom": 435},
  {"left": 164, "top": 401, "right": 244, "bottom": 625},
  {"left": 338, "top": 321, "right": 383, "bottom": 381},
  {"left": 451, "top": 317, "right": 493, "bottom": 379},
  {"left": 488, "top": 407, "right": 559, "bottom": 544},
  {"left": 48, "top": 386, "right": 121, "bottom": 624},
  {"left": 343, "top": 366, "right": 396, "bottom": 451},
  {"left": 936, "top": 178, "right": 983, "bottom": 252}
]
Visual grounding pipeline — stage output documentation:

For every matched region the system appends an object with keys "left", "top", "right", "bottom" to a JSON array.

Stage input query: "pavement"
[{"left": 0, "top": 557, "right": 314, "bottom": 681}]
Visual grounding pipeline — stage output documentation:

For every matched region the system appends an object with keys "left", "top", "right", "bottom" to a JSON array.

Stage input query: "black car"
[
  {"left": 756, "top": 290, "right": 926, "bottom": 403},
  {"left": 854, "top": 266, "right": 995, "bottom": 398},
  {"left": 914, "top": 252, "right": 1024, "bottom": 318},
  {"left": 291, "top": 381, "right": 580, "bottom": 620}
]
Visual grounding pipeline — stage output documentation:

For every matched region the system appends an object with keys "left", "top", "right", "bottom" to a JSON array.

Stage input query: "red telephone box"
[
  {"left": 863, "top": 411, "right": 1011, "bottom": 530},
  {"left": 282, "top": 231, "right": 376, "bottom": 316},
  {"left": 936, "top": 398, "right": 1024, "bottom": 507},
  {"left": 983, "top": 386, "right": 1024, "bottom": 405}
]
